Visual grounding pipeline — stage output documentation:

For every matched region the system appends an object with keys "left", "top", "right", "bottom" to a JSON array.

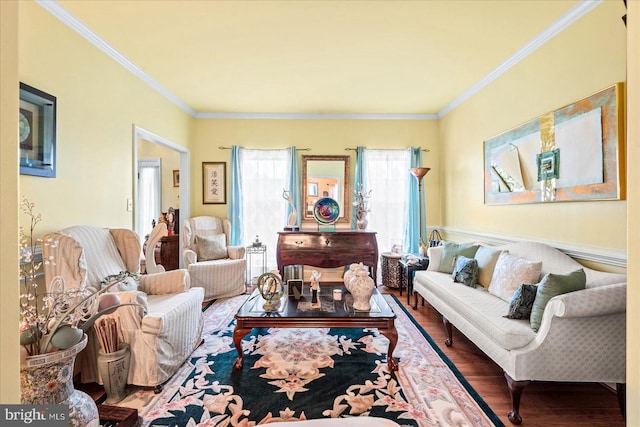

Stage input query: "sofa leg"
[
  {"left": 616, "top": 383, "right": 626, "bottom": 419},
  {"left": 442, "top": 316, "right": 453, "bottom": 346},
  {"left": 504, "top": 373, "right": 530, "bottom": 425},
  {"left": 412, "top": 291, "right": 418, "bottom": 309}
]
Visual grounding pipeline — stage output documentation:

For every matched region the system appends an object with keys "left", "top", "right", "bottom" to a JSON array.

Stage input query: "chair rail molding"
[{"left": 439, "top": 227, "right": 627, "bottom": 268}]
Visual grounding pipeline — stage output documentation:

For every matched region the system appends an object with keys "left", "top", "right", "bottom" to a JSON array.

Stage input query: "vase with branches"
[{"left": 353, "top": 183, "right": 372, "bottom": 230}]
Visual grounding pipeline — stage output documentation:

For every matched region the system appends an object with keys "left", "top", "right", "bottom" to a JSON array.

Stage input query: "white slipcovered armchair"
[
  {"left": 182, "top": 216, "right": 246, "bottom": 301},
  {"left": 42, "top": 225, "right": 204, "bottom": 390}
]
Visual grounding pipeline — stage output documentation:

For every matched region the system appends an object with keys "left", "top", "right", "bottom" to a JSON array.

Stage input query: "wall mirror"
[{"left": 302, "top": 155, "right": 350, "bottom": 223}]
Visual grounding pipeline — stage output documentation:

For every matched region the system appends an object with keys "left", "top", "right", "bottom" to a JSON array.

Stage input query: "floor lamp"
[{"left": 409, "top": 167, "right": 430, "bottom": 256}]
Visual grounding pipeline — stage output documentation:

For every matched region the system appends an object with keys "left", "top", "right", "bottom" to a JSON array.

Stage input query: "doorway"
[{"left": 133, "top": 126, "right": 190, "bottom": 266}]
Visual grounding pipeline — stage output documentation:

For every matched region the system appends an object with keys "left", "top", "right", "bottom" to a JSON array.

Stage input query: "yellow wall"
[
  {"left": 18, "top": 1, "right": 193, "bottom": 236},
  {"left": 1, "top": 0, "right": 21, "bottom": 403},
  {"left": 191, "top": 119, "right": 439, "bottom": 223},
  {"left": 438, "top": 1, "right": 627, "bottom": 253},
  {"left": 138, "top": 138, "right": 181, "bottom": 212},
  {"left": 626, "top": 1, "right": 639, "bottom": 424}
]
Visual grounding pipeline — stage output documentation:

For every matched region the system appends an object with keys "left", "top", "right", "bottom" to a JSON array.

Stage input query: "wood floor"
[{"left": 382, "top": 286, "right": 625, "bottom": 427}]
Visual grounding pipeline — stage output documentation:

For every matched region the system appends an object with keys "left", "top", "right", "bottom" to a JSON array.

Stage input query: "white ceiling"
[{"left": 42, "top": 0, "right": 602, "bottom": 118}]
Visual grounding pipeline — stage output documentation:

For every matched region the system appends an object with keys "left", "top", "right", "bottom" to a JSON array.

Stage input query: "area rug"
[{"left": 115, "top": 294, "right": 504, "bottom": 427}]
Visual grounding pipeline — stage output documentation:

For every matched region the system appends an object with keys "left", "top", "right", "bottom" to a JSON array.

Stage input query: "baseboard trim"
[{"left": 438, "top": 227, "right": 627, "bottom": 268}]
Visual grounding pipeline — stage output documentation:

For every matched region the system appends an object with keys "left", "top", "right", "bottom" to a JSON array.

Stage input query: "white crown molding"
[
  {"left": 38, "top": 0, "right": 600, "bottom": 121},
  {"left": 195, "top": 112, "right": 437, "bottom": 120},
  {"left": 35, "top": 0, "right": 197, "bottom": 117},
  {"left": 437, "top": 0, "right": 603, "bottom": 118},
  {"left": 440, "top": 226, "right": 627, "bottom": 268}
]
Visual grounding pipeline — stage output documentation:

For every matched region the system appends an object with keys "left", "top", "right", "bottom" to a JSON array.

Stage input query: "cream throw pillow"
[
  {"left": 195, "top": 234, "right": 228, "bottom": 261},
  {"left": 474, "top": 246, "right": 506, "bottom": 288},
  {"left": 426, "top": 245, "right": 443, "bottom": 271},
  {"left": 488, "top": 252, "right": 542, "bottom": 301}
]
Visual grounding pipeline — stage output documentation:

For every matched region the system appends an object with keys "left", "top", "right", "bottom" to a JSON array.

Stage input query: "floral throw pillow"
[
  {"left": 451, "top": 256, "right": 479, "bottom": 288},
  {"left": 488, "top": 252, "right": 542, "bottom": 302},
  {"left": 504, "top": 283, "right": 538, "bottom": 319}
]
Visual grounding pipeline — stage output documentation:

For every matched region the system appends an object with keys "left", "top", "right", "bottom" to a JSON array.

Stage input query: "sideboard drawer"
[{"left": 276, "top": 231, "right": 379, "bottom": 283}]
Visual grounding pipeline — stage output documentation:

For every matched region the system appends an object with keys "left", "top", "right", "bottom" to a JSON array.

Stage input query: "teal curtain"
[
  {"left": 227, "top": 145, "right": 243, "bottom": 246},
  {"left": 286, "top": 147, "right": 301, "bottom": 228},
  {"left": 351, "top": 146, "right": 366, "bottom": 229},
  {"left": 404, "top": 147, "right": 424, "bottom": 254}
]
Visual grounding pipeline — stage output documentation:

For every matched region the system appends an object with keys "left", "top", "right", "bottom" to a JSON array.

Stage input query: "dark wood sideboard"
[
  {"left": 144, "top": 234, "right": 180, "bottom": 271},
  {"left": 276, "top": 231, "right": 378, "bottom": 283}
]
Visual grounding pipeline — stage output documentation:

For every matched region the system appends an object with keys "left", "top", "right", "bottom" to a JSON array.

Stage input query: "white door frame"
[{"left": 133, "top": 125, "right": 190, "bottom": 267}]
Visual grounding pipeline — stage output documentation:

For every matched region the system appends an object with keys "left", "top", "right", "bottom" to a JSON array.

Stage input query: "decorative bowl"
[{"left": 313, "top": 197, "right": 340, "bottom": 224}]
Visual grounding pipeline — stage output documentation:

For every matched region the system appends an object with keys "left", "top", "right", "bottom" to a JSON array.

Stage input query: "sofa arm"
[
  {"left": 183, "top": 248, "right": 197, "bottom": 267},
  {"left": 228, "top": 245, "right": 245, "bottom": 260},
  {"left": 139, "top": 269, "right": 190, "bottom": 295},
  {"left": 546, "top": 282, "right": 626, "bottom": 319}
]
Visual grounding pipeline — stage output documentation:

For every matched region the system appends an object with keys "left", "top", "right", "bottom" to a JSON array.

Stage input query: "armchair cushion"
[{"left": 195, "top": 233, "right": 228, "bottom": 260}]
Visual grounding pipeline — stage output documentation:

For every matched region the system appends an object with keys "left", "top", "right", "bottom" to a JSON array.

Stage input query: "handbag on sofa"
[{"left": 428, "top": 229, "right": 443, "bottom": 247}]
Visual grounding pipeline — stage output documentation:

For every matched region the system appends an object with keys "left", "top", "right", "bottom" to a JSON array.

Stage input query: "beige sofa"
[{"left": 411, "top": 241, "right": 626, "bottom": 424}]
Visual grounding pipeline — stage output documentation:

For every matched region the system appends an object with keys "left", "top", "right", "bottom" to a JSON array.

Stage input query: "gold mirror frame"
[{"left": 302, "top": 155, "right": 351, "bottom": 224}]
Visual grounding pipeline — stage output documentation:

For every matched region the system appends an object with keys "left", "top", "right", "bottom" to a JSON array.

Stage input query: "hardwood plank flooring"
[{"left": 382, "top": 286, "right": 625, "bottom": 426}]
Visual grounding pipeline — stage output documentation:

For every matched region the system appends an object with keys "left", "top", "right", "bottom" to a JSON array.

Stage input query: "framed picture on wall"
[
  {"left": 202, "top": 162, "right": 226, "bottom": 204},
  {"left": 173, "top": 169, "right": 180, "bottom": 187},
  {"left": 19, "top": 83, "right": 57, "bottom": 177}
]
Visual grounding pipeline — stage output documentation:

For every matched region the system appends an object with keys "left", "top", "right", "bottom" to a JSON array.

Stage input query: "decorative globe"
[{"left": 257, "top": 272, "right": 284, "bottom": 311}]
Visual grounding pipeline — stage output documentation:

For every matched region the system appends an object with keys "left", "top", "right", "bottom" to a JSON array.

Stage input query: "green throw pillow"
[
  {"left": 504, "top": 283, "right": 538, "bottom": 319},
  {"left": 438, "top": 242, "right": 480, "bottom": 274},
  {"left": 530, "top": 269, "right": 586, "bottom": 332}
]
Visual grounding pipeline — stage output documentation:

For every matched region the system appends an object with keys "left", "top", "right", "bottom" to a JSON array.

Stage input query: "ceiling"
[{"left": 49, "top": 0, "right": 593, "bottom": 117}]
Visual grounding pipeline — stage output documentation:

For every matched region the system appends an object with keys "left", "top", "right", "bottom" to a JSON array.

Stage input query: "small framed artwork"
[
  {"left": 19, "top": 83, "right": 56, "bottom": 177},
  {"left": 172, "top": 169, "right": 180, "bottom": 187},
  {"left": 307, "top": 182, "right": 318, "bottom": 197},
  {"left": 202, "top": 162, "right": 226, "bottom": 204},
  {"left": 536, "top": 149, "right": 560, "bottom": 181}
]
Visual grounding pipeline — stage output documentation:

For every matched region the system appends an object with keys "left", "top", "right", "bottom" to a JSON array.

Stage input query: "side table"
[
  {"left": 246, "top": 244, "right": 267, "bottom": 285},
  {"left": 381, "top": 252, "right": 403, "bottom": 289},
  {"left": 399, "top": 256, "right": 429, "bottom": 305}
]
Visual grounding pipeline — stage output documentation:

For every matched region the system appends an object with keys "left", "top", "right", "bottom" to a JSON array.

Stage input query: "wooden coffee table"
[{"left": 232, "top": 284, "right": 398, "bottom": 372}]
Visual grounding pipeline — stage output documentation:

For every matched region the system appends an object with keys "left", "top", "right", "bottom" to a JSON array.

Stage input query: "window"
[
  {"left": 363, "top": 149, "right": 411, "bottom": 277},
  {"left": 137, "top": 158, "right": 161, "bottom": 238},
  {"left": 240, "top": 149, "right": 290, "bottom": 272}
]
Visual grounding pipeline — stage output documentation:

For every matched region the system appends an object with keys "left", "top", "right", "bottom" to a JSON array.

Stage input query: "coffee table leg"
[
  {"left": 232, "top": 326, "right": 252, "bottom": 371},
  {"left": 380, "top": 322, "right": 399, "bottom": 372}
]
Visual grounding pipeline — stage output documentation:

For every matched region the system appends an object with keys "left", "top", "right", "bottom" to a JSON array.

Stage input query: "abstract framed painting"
[{"left": 484, "top": 83, "right": 625, "bottom": 204}]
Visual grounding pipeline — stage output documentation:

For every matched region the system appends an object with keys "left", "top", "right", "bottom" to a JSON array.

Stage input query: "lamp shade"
[{"left": 409, "top": 167, "right": 430, "bottom": 181}]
